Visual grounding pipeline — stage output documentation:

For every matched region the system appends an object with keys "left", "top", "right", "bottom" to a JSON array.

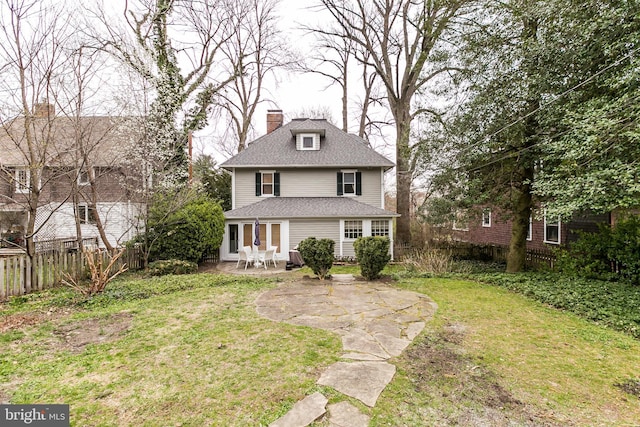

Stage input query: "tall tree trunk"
[
  {"left": 395, "top": 118, "right": 412, "bottom": 245},
  {"left": 506, "top": 183, "right": 532, "bottom": 272},
  {"left": 506, "top": 17, "right": 539, "bottom": 272}
]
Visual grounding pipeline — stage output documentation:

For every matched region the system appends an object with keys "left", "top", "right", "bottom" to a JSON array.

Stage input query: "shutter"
[
  {"left": 355, "top": 171, "right": 362, "bottom": 196},
  {"left": 274, "top": 172, "right": 280, "bottom": 196},
  {"left": 337, "top": 172, "right": 343, "bottom": 196},
  {"left": 255, "top": 172, "right": 261, "bottom": 196}
]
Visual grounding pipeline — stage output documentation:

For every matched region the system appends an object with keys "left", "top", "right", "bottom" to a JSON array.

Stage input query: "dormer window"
[
  {"left": 291, "top": 128, "right": 325, "bottom": 151},
  {"left": 296, "top": 133, "right": 320, "bottom": 151}
]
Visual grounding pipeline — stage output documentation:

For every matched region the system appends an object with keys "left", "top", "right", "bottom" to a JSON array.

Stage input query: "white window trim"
[
  {"left": 77, "top": 203, "right": 95, "bottom": 225},
  {"left": 482, "top": 209, "right": 491, "bottom": 228},
  {"left": 297, "top": 133, "right": 319, "bottom": 151},
  {"left": 78, "top": 167, "right": 92, "bottom": 186},
  {"left": 260, "top": 170, "right": 275, "bottom": 197},
  {"left": 371, "top": 219, "right": 390, "bottom": 237},
  {"left": 343, "top": 219, "right": 363, "bottom": 240},
  {"left": 341, "top": 169, "right": 357, "bottom": 196},
  {"left": 543, "top": 213, "right": 561, "bottom": 244},
  {"left": 14, "top": 169, "right": 30, "bottom": 193},
  {"left": 527, "top": 215, "right": 533, "bottom": 241}
]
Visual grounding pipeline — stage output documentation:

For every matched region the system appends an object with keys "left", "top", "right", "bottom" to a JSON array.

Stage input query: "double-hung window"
[
  {"left": 78, "top": 167, "right": 91, "bottom": 186},
  {"left": 482, "top": 208, "right": 491, "bottom": 227},
  {"left": 78, "top": 203, "right": 97, "bottom": 225},
  {"left": 255, "top": 171, "right": 280, "bottom": 196},
  {"left": 337, "top": 171, "right": 361, "bottom": 196},
  {"left": 544, "top": 213, "right": 561, "bottom": 244},
  {"left": 15, "top": 169, "right": 30, "bottom": 193}
]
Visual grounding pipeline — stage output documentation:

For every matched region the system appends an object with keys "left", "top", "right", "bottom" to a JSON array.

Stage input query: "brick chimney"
[
  {"left": 33, "top": 102, "right": 55, "bottom": 118},
  {"left": 266, "top": 109, "right": 283, "bottom": 134}
]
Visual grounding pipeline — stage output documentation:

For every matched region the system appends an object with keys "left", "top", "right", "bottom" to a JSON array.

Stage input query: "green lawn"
[
  {"left": 373, "top": 276, "right": 640, "bottom": 426},
  {"left": 2, "top": 270, "right": 639, "bottom": 426}
]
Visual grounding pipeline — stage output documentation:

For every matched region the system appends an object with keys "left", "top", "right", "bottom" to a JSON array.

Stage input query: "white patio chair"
[
  {"left": 268, "top": 246, "right": 278, "bottom": 267},
  {"left": 259, "top": 246, "right": 277, "bottom": 269},
  {"left": 236, "top": 246, "right": 255, "bottom": 270}
]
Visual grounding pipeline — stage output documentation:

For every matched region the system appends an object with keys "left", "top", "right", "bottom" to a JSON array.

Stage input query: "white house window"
[
  {"left": 544, "top": 214, "right": 561, "bottom": 244},
  {"left": 337, "top": 171, "right": 361, "bottom": 196},
  {"left": 344, "top": 172, "right": 355, "bottom": 194},
  {"left": 296, "top": 133, "right": 320, "bottom": 150},
  {"left": 482, "top": 209, "right": 491, "bottom": 227},
  {"left": 371, "top": 220, "right": 389, "bottom": 237},
  {"left": 255, "top": 171, "right": 280, "bottom": 197},
  {"left": 78, "top": 168, "right": 91, "bottom": 186},
  {"left": 78, "top": 203, "right": 97, "bottom": 225},
  {"left": 527, "top": 215, "right": 532, "bottom": 241},
  {"left": 344, "top": 220, "right": 363, "bottom": 239},
  {"left": 15, "top": 169, "right": 30, "bottom": 193},
  {"left": 262, "top": 172, "right": 273, "bottom": 195}
]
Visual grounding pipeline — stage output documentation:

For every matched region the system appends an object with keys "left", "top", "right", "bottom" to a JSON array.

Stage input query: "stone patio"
[{"left": 255, "top": 275, "right": 438, "bottom": 426}]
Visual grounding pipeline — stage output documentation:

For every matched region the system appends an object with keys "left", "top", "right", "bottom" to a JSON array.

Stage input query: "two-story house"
[
  {"left": 0, "top": 103, "right": 145, "bottom": 251},
  {"left": 219, "top": 110, "right": 398, "bottom": 262}
]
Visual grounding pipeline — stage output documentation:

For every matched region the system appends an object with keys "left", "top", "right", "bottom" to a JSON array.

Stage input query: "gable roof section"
[
  {"left": 221, "top": 119, "right": 394, "bottom": 169},
  {"left": 225, "top": 197, "right": 399, "bottom": 219},
  {"left": 0, "top": 116, "right": 141, "bottom": 167}
]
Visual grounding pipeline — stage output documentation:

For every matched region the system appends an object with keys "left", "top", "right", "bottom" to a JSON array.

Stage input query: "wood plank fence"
[
  {"left": 0, "top": 247, "right": 143, "bottom": 301},
  {"left": 395, "top": 242, "right": 557, "bottom": 270}
]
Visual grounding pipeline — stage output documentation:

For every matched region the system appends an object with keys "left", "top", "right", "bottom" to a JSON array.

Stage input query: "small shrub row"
[
  {"left": 147, "top": 259, "right": 198, "bottom": 276},
  {"left": 298, "top": 236, "right": 392, "bottom": 280}
]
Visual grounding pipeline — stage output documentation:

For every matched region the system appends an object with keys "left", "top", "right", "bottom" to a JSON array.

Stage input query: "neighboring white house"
[
  {"left": 219, "top": 110, "right": 398, "bottom": 262},
  {"left": 0, "top": 104, "right": 144, "bottom": 251}
]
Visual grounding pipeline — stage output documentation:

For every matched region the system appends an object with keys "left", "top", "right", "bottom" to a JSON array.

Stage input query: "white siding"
[
  {"left": 34, "top": 202, "right": 143, "bottom": 248},
  {"left": 289, "top": 219, "right": 341, "bottom": 255},
  {"left": 234, "top": 168, "right": 384, "bottom": 209}
]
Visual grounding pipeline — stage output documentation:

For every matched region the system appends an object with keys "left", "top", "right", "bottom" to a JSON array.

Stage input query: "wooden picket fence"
[{"left": 0, "top": 247, "right": 143, "bottom": 301}]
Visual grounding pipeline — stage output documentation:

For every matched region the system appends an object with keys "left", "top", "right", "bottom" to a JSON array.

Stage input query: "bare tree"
[
  {"left": 0, "top": 0, "right": 74, "bottom": 265},
  {"left": 302, "top": 27, "right": 354, "bottom": 132},
  {"left": 92, "top": 0, "right": 240, "bottom": 184},
  {"left": 216, "top": 0, "right": 296, "bottom": 153},
  {"left": 319, "top": 0, "right": 477, "bottom": 244}
]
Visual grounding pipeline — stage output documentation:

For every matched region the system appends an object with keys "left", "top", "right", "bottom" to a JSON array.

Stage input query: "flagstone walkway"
[{"left": 255, "top": 275, "right": 438, "bottom": 426}]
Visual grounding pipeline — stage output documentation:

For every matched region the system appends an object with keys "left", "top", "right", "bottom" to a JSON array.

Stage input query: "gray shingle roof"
[
  {"left": 225, "top": 197, "right": 399, "bottom": 219},
  {"left": 221, "top": 119, "right": 394, "bottom": 169}
]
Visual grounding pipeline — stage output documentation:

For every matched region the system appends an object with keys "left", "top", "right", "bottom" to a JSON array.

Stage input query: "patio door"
[{"left": 241, "top": 222, "right": 281, "bottom": 252}]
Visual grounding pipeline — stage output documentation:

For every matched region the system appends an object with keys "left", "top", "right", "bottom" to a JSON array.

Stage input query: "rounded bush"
[
  {"left": 354, "top": 236, "right": 391, "bottom": 280},
  {"left": 297, "top": 237, "right": 335, "bottom": 280},
  {"left": 149, "top": 195, "right": 225, "bottom": 263}
]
